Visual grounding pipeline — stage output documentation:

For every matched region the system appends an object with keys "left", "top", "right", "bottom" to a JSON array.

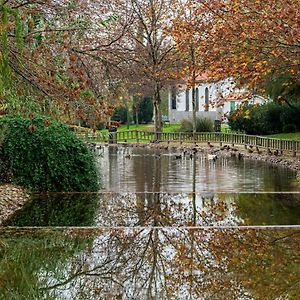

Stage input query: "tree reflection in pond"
[
  {"left": 5, "top": 193, "right": 300, "bottom": 227},
  {"left": 99, "top": 146, "right": 300, "bottom": 192},
  {"left": 0, "top": 228, "right": 299, "bottom": 299}
]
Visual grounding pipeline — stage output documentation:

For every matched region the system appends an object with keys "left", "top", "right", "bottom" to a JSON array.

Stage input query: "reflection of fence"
[{"left": 76, "top": 130, "right": 300, "bottom": 156}]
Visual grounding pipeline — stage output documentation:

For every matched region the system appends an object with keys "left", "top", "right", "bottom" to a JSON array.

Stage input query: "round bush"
[{"left": 0, "top": 115, "right": 100, "bottom": 192}]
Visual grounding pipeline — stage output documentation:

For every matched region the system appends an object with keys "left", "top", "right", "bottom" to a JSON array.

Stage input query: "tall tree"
[
  {"left": 78, "top": 0, "right": 181, "bottom": 134},
  {"left": 172, "top": 0, "right": 213, "bottom": 135},
  {"left": 172, "top": 0, "right": 299, "bottom": 107},
  {"left": 0, "top": 1, "right": 118, "bottom": 124}
]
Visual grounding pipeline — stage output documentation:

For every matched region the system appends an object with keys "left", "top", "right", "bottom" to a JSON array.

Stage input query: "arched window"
[
  {"left": 205, "top": 87, "right": 209, "bottom": 111},
  {"left": 171, "top": 86, "right": 176, "bottom": 109},
  {"left": 195, "top": 88, "right": 199, "bottom": 111},
  {"left": 185, "top": 89, "right": 189, "bottom": 111}
]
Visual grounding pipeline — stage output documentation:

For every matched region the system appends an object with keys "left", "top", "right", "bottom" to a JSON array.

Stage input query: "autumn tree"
[
  {"left": 174, "top": 0, "right": 299, "bottom": 104},
  {"left": 0, "top": 1, "right": 121, "bottom": 125},
  {"left": 171, "top": 0, "right": 215, "bottom": 135},
  {"left": 78, "top": 0, "right": 182, "bottom": 134}
]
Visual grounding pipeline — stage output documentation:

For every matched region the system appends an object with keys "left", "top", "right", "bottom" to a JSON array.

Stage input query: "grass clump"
[{"left": 177, "top": 117, "right": 214, "bottom": 132}]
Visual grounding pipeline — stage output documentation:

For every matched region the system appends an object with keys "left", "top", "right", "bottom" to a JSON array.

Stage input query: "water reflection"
[
  {"left": 5, "top": 193, "right": 300, "bottom": 227},
  {"left": 0, "top": 228, "right": 299, "bottom": 299},
  {"left": 98, "top": 145, "right": 299, "bottom": 192}
]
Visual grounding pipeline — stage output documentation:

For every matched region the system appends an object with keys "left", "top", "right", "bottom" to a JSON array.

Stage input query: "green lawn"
[
  {"left": 102, "top": 123, "right": 180, "bottom": 133},
  {"left": 265, "top": 132, "right": 300, "bottom": 140}
]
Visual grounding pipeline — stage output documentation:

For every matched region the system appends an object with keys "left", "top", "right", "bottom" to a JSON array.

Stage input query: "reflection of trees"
[
  {"left": 0, "top": 230, "right": 90, "bottom": 299},
  {"left": 236, "top": 193, "right": 300, "bottom": 225},
  {"left": 96, "top": 193, "right": 241, "bottom": 227},
  {"left": 5, "top": 194, "right": 99, "bottom": 226},
  {"left": 6, "top": 192, "right": 300, "bottom": 228},
  {"left": 2, "top": 228, "right": 299, "bottom": 299},
  {"left": 100, "top": 145, "right": 299, "bottom": 193}
]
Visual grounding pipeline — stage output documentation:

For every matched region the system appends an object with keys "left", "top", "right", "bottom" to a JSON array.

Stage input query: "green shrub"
[
  {"left": 0, "top": 115, "right": 99, "bottom": 192},
  {"left": 228, "top": 102, "right": 300, "bottom": 135},
  {"left": 283, "top": 124, "right": 297, "bottom": 133},
  {"left": 177, "top": 118, "right": 193, "bottom": 132},
  {"left": 280, "top": 105, "right": 300, "bottom": 130},
  {"left": 196, "top": 117, "right": 214, "bottom": 132},
  {"left": 111, "top": 106, "right": 129, "bottom": 123},
  {"left": 133, "top": 97, "right": 153, "bottom": 124},
  {"left": 178, "top": 117, "right": 213, "bottom": 132}
]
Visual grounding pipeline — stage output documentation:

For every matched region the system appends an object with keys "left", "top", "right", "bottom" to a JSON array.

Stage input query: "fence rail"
[{"left": 76, "top": 130, "right": 300, "bottom": 156}]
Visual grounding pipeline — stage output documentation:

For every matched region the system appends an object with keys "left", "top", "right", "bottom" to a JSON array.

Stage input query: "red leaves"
[{"left": 28, "top": 124, "right": 37, "bottom": 133}]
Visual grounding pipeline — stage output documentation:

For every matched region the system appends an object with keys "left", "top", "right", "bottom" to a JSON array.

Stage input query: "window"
[
  {"left": 205, "top": 87, "right": 209, "bottom": 111},
  {"left": 195, "top": 88, "right": 199, "bottom": 111},
  {"left": 171, "top": 86, "right": 176, "bottom": 109},
  {"left": 185, "top": 89, "right": 189, "bottom": 111}
]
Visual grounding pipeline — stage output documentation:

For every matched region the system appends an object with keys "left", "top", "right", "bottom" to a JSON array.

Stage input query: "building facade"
[{"left": 168, "top": 77, "right": 265, "bottom": 123}]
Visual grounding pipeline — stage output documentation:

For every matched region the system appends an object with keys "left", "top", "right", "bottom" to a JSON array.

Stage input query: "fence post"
[
  {"left": 244, "top": 134, "right": 247, "bottom": 149},
  {"left": 136, "top": 130, "right": 139, "bottom": 143},
  {"left": 292, "top": 140, "right": 296, "bottom": 157}
]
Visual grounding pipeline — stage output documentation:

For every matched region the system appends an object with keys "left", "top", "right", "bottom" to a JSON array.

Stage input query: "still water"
[
  {"left": 4, "top": 192, "right": 300, "bottom": 227},
  {"left": 1, "top": 145, "right": 300, "bottom": 299},
  {"left": 98, "top": 145, "right": 299, "bottom": 192},
  {"left": 0, "top": 228, "right": 299, "bottom": 299}
]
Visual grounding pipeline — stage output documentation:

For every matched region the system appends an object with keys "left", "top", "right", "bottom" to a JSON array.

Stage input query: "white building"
[{"left": 168, "top": 75, "right": 266, "bottom": 123}]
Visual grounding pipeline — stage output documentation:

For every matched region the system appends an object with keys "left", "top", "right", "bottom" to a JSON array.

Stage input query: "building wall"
[
  {"left": 168, "top": 80, "right": 231, "bottom": 123},
  {"left": 168, "top": 79, "right": 266, "bottom": 123},
  {"left": 169, "top": 110, "right": 218, "bottom": 123}
]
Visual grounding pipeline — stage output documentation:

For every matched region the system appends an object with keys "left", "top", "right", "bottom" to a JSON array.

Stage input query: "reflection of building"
[{"left": 168, "top": 75, "right": 266, "bottom": 123}]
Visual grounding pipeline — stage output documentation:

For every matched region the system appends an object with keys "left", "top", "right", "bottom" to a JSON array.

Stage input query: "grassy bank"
[{"left": 266, "top": 132, "right": 300, "bottom": 140}]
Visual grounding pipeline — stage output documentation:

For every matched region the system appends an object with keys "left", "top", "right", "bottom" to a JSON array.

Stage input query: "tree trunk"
[
  {"left": 190, "top": 45, "right": 197, "bottom": 140},
  {"left": 154, "top": 82, "right": 162, "bottom": 139},
  {"left": 192, "top": 86, "right": 196, "bottom": 136}
]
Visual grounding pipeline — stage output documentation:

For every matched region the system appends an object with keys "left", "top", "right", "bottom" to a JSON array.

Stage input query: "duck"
[
  {"left": 208, "top": 154, "right": 218, "bottom": 161},
  {"left": 125, "top": 154, "right": 131, "bottom": 159}
]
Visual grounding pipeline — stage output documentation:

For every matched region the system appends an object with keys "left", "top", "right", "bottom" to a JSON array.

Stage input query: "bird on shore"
[{"left": 125, "top": 154, "right": 131, "bottom": 159}]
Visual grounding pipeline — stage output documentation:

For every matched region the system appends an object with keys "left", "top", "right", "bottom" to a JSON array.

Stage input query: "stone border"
[{"left": 0, "top": 184, "right": 30, "bottom": 226}]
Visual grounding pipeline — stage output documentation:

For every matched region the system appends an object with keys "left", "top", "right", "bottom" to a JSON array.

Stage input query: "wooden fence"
[{"left": 76, "top": 130, "right": 300, "bottom": 156}]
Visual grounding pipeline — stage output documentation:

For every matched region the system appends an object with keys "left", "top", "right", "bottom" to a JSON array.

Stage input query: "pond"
[
  {"left": 1, "top": 145, "right": 300, "bottom": 299},
  {"left": 98, "top": 145, "right": 299, "bottom": 192},
  {"left": 0, "top": 228, "right": 299, "bottom": 299}
]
